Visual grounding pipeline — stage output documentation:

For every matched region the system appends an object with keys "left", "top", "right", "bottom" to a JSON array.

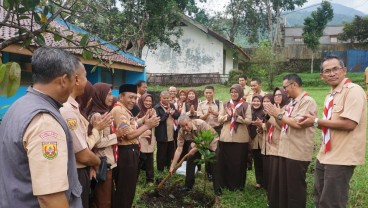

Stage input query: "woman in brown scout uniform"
[
  {"left": 265, "top": 87, "right": 288, "bottom": 207},
  {"left": 216, "top": 84, "right": 252, "bottom": 192},
  {"left": 87, "top": 83, "right": 127, "bottom": 208},
  {"left": 137, "top": 94, "right": 157, "bottom": 184},
  {"left": 249, "top": 95, "right": 266, "bottom": 189},
  {"left": 181, "top": 89, "right": 199, "bottom": 119}
]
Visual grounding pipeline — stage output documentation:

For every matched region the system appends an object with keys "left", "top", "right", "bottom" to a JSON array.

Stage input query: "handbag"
[{"left": 96, "top": 156, "right": 111, "bottom": 182}]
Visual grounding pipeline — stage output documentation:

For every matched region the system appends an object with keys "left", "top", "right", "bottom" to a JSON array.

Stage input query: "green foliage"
[
  {"left": 193, "top": 129, "right": 217, "bottom": 192},
  {"left": 0, "top": 62, "right": 21, "bottom": 97},
  {"left": 193, "top": 130, "right": 217, "bottom": 166},
  {"left": 338, "top": 15, "right": 368, "bottom": 44},
  {"left": 248, "top": 41, "right": 285, "bottom": 89},
  {"left": 228, "top": 70, "right": 243, "bottom": 86},
  {"left": 302, "top": 1, "right": 334, "bottom": 52}
]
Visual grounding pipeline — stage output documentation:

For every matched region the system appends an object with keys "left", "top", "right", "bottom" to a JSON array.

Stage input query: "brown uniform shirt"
[
  {"left": 246, "top": 90, "right": 266, "bottom": 103},
  {"left": 138, "top": 109, "right": 157, "bottom": 153},
  {"left": 278, "top": 92, "right": 317, "bottom": 161},
  {"left": 177, "top": 119, "right": 219, "bottom": 151},
  {"left": 23, "top": 113, "right": 68, "bottom": 196},
  {"left": 89, "top": 113, "right": 118, "bottom": 169},
  {"left": 251, "top": 131, "right": 263, "bottom": 150},
  {"left": 218, "top": 102, "right": 252, "bottom": 143},
  {"left": 262, "top": 116, "right": 282, "bottom": 156},
  {"left": 243, "top": 85, "right": 252, "bottom": 100},
  {"left": 197, "top": 99, "right": 223, "bottom": 128},
  {"left": 317, "top": 79, "right": 367, "bottom": 165},
  {"left": 111, "top": 102, "right": 139, "bottom": 145},
  {"left": 60, "top": 97, "right": 89, "bottom": 168},
  {"left": 181, "top": 102, "right": 198, "bottom": 118}
]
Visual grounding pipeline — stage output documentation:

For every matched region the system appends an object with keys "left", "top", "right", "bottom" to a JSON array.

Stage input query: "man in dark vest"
[{"left": 0, "top": 47, "right": 82, "bottom": 207}]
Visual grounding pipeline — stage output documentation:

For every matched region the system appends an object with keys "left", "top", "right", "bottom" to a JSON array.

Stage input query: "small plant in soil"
[{"left": 193, "top": 130, "right": 217, "bottom": 193}]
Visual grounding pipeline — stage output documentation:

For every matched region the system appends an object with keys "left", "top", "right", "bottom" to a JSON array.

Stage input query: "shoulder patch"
[
  {"left": 39, "top": 131, "right": 58, "bottom": 139},
  {"left": 66, "top": 118, "right": 78, "bottom": 130},
  {"left": 42, "top": 142, "right": 58, "bottom": 160}
]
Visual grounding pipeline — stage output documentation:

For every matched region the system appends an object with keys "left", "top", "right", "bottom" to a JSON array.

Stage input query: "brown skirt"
[{"left": 216, "top": 141, "right": 249, "bottom": 191}]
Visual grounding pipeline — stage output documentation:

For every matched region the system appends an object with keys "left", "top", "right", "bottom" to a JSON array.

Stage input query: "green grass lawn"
[{"left": 134, "top": 80, "right": 368, "bottom": 207}]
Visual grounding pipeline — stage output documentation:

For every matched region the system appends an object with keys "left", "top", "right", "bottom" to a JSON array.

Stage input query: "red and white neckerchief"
[
  {"left": 322, "top": 78, "right": 351, "bottom": 153},
  {"left": 267, "top": 125, "right": 275, "bottom": 143},
  {"left": 160, "top": 101, "right": 177, "bottom": 130},
  {"left": 281, "top": 92, "right": 308, "bottom": 133},
  {"left": 110, "top": 118, "right": 119, "bottom": 162},
  {"left": 229, "top": 98, "right": 245, "bottom": 136}
]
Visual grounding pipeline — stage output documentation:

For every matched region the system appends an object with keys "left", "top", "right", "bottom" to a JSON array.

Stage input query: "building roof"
[
  {"left": 0, "top": 7, "right": 145, "bottom": 71},
  {"left": 180, "top": 14, "right": 250, "bottom": 60}
]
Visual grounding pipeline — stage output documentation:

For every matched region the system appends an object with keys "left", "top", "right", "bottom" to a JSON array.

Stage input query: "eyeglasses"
[
  {"left": 321, "top": 67, "right": 343, "bottom": 75},
  {"left": 274, "top": 94, "right": 282, "bottom": 97},
  {"left": 283, "top": 83, "right": 294, "bottom": 90}
]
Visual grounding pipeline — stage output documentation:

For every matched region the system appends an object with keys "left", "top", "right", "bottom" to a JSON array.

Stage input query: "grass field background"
[{"left": 133, "top": 72, "right": 368, "bottom": 207}]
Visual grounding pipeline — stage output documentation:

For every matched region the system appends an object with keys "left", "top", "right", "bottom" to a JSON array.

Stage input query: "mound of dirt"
[{"left": 139, "top": 184, "right": 215, "bottom": 208}]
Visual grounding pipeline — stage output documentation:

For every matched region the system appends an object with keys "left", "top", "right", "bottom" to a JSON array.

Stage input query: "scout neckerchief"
[
  {"left": 160, "top": 101, "right": 178, "bottom": 131},
  {"left": 229, "top": 98, "right": 245, "bottom": 136},
  {"left": 281, "top": 92, "right": 308, "bottom": 133},
  {"left": 267, "top": 125, "right": 275, "bottom": 143},
  {"left": 322, "top": 78, "right": 351, "bottom": 153}
]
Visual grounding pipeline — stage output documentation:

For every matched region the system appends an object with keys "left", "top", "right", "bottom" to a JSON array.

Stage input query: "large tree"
[
  {"left": 338, "top": 15, "right": 368, "bottom": 45},
  {"left": 302, "top": 1, "right": 333, "bottom": 73}
]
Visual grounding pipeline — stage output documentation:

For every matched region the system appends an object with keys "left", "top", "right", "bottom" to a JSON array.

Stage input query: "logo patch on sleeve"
[
  {"left": 66, "top": 118, "right": 78, "bottom": 130},
  {"left": 42, "top": 142, "right": 58, "bottom": 160}
]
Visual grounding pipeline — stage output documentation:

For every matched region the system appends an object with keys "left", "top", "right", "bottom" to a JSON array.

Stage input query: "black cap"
[{"left": 119, "top": 84, "right": 137, "bottom": 94}]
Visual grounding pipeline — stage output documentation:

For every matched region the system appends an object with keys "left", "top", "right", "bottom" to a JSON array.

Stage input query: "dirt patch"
[{"left": 139, "top": 184, "right": 215, "bottom": 208}]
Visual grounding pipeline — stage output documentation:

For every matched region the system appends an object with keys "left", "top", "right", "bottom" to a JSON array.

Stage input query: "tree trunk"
[{"left": 311, "top": 53, "right": 314, "bottom": 73}]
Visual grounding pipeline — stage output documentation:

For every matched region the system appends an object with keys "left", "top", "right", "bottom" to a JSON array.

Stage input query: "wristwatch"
[
  {"left": 277, "top": 113, "right": 283, "bottom": 120},
  {"left": 313, "top": 118, "right": 319, "bottom": 128}
]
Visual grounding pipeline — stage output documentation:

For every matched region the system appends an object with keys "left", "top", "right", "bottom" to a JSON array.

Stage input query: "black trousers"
[
  {"left": 114, "top": 144, "right": 139, "bottom": 208},
  {"left": 77, "top": 167, "right": 89, "bottom": 208},
  {"left": 252, "top": 149, "right": 264, "bottom": 186},
  {"left": 314, "top": 160, "right": 355, "bottom": 208},
  {"left": 156, "top": 141, "right": 175, "bottom": 172},
  {"left": 139, "top": 152, "right": 154, "bottom": 183},
  {"left": 185, "top": 150, "right": 202, "bottom": 189},
  {"left": 267, "top": 155, "right": 280, "bottom": 208},
  {"left": 216, "top": 141, "right": 248, "bottom": 191},
  {"left": 278, "top": 157, "right": 310, "bottom": 208}
]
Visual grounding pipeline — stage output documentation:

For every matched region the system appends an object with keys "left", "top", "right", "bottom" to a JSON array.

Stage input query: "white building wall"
[{"left": 142, "top": 24, "right": 224, "bottom": 74}]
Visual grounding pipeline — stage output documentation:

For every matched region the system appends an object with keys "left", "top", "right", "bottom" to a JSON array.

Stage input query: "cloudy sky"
[{"left": 197, "top": 0, "right": 368, "bottom": 14}]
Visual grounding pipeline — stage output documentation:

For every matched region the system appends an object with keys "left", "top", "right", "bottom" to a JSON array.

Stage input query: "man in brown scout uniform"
[
  {"left": 299, "top": 56, "right": 367, "bottom": 208},
  {"left": 60, "top": 62, "right": 120, "bottom": 207},
  {"left": 169, "top": 115, "right": 219, "bottom": 193},
  {"left": 246, "top": 77, "right": 266, "bottom": 103},
  {"left": 197, "top": 85, "right": 223, "bottom": 180},
  {"left": 111, "top": 84, "right": 160, "bottom": 208},
  {"left": 264, "top": 74, "right": 317, "bottom": 208},
  {"left": 0, "top": 47, "right": 82, "bottom": 207},
  {"left": 238, "top": 74, "right": 252, "bottom": 100}
]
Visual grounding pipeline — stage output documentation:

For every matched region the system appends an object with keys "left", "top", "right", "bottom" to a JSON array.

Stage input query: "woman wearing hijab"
[
  {"left": 87, "top": 82, "right": 126, "bottom": 208},
  {"left": 257, "top": 94, "right": 275, "bottom": 190},
  {"left": 216, "top": 84, "right": 252, "bottom": 193},
  {"left": 176, "top": 89, "right": 187, "bottom": 113},
  {"left": 181, "top": 89, "right": 199, "bottom": 119},
  {"left": 137, "top": 94, "right": 156, "bottom": 184},
  {"left": 75, "top": 81, "right": 94, "bottom": 119},
  {"left": 265, "top": 87, "right": 289, "bottom": 207},
  {"left": 249, "top": 94, "right": 266, "bottom": 189}
]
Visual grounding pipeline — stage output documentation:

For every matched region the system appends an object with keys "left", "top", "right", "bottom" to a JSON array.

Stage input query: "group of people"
[{"left": 0, "top": 47, "right": 366, "bottom": 208}]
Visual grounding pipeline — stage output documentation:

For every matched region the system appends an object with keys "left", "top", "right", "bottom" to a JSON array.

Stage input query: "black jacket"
[{"left": 154, "top": 103, "right": 180, "bottom": 142}]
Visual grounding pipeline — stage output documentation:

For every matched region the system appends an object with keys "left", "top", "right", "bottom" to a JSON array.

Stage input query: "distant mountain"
[{"left": 283, "top": 3, "right": 366, "bottom": 27}]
